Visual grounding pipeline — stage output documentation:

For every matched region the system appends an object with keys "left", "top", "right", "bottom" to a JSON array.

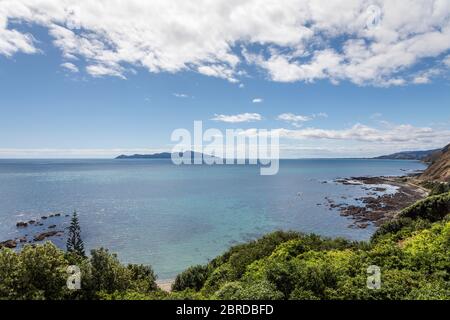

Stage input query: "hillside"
[
  {"left": 373, "top": 148, "right": 441, "bottom": 160},
  {"left": 115, "top": 151, "right": 212, "bottom": 160},
  {"left": 116, "top": 152, "right": 172, "bottom": 159},
  {"left": 420, "top": 144, "right": 450, "bottom": 182}
]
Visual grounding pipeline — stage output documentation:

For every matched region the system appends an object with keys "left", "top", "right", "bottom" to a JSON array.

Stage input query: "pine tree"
[{"left": 66, "top": 211, "right": 85, "bottom": 257}]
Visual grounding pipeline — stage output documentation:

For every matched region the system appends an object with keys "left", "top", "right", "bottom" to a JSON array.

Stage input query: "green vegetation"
[
  {"left": 420, "top": 181, "right": 450, "bottom": 196},
  {"left": 0, "top": 244, "right": 159, "bottom": 300},
  {"left": 0, "top": 192, "right": 449, "bottom": 300}
]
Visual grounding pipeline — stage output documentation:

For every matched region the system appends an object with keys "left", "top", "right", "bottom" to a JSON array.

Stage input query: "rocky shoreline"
[
  {"left": 326, "top": 176, "right": 428, "bottom": 228},
  {"left": 0, "top": 213, "right": 69, "bottom": 249}
]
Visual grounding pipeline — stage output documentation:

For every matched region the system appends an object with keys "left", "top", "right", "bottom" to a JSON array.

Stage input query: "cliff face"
[{"left": 420, "top": 144, "right": 450, "bottom": 182}]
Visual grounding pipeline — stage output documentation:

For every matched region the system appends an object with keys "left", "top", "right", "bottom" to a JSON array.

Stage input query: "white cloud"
[
  {"left": 60, "top": 62, "right": 79, "bottom": 73},
  {"left": 197, "top": 65, "right": 238, "bottom": 83},
  {"left": 413, "top": 76, "right": 431, "bottom": 84},
  {"left": 252, "top": 98, "right": 263, "bottom": 103},
  {"left": 211, "top": 113, "right": 262, "bottom": 123},
  {"left": 0, "top": 27, "right": 36, "bottom": 56},
  {"left": 173, "top": 93, "right": 190, "bottom": 98},
  {"left": 445, "top": 55, "right": 450, "bottom": 67},
  {"left": 277, "top": 112, "right": 328, "bottom": 127},
  {"left": 86, "top": 64, "right": 125, "bottom": 79},
  {"left": 277, "top": 113, "right": 312, "bottom": 124},
  {"left": 0, "top": 1, "right": 450, "bottom": 86},
  {"left": 240, "top": 123, "right": 450, "bottom": 148}
]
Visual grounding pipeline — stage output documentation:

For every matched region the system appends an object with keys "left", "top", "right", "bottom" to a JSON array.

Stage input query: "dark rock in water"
[
  {"left": 17, "top": 237, "right": 27, "bottom": 243},
  {"left": 0, "top": 239, "right": 17, "bottom": 248},
  {"left": 38, "top": 223, "right": 44, "bottom": 226},
  {"left": 33, "top": 231, "right": 61, "bottom": 242},
  {"left": 16, "top": 221, "right": 28, "bottom": 228},
  {"left": 41, "top": 216, "right": 48, "bottom": 220},
  {"left": 49, "top": 214, "right": 54, "bottom": 218},
  {"left": 65, "top": 214, "right": 70, "bottom": 217},
  {"left": 28, "top": 220, "right": 36, "bottom": 225},
  {"left": 55, "top": 213, "right": 61, "bottom": 217},
  {"left": 48, "top": 225, "right": 56, "bottom": 229}
]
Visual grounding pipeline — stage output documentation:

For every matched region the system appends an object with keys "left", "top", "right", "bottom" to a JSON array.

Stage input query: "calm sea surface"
[{"left": 0, "top": 159, "right": 425, "bottom": 279}]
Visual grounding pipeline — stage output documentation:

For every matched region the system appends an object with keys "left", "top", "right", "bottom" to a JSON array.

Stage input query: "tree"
[
  {"left": 66, "top": 211, "right": 85, "bottom": 257},
  {"left": 172, "top": 264, "right": 208, "bottom": 291}
]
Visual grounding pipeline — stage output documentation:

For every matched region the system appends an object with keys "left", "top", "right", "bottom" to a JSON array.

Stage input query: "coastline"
[{"left": 329, "top": 175, "right": 428, "bottom": 228}]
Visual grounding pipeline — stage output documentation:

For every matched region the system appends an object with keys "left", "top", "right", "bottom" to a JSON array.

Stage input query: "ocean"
[{"left": 0, "top": 159, "right": 426, "bottom": 279}]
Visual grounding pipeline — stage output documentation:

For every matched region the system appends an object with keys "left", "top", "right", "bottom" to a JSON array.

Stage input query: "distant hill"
[
  {"left": 373, "top": 148, "right": 441, "bottom": 160},
  {"left": 115, "top": 151, "right": 215, "bottom": 160},
  {"left": 116, "top": 152, "right": 172, "bottom": 159},
  {"left": 420, "top": 144, "right": 450, "bottom": 182}
]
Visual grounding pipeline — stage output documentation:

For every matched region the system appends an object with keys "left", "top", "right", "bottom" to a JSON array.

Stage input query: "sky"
[{"left": 1, "top": 0, "right": 450, "bottom": 158}]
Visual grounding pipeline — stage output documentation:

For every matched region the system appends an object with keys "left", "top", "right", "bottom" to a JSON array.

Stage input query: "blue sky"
[{"left": 1, "top": 1, "right": 450, "bottom": 158}]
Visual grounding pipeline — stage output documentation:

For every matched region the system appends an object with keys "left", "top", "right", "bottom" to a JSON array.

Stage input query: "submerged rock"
[
  {"left": 33, "top": 231, "right": 61, "bottom": 242},
  {"left": 16, "top": 221, "right": 28, "bottom": 228},
  {"left": 0, "top": 239, "right": 17, "bottom": 248}
]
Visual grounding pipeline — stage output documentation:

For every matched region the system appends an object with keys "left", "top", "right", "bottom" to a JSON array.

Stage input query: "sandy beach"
[{"left": 157, "top": 279, "right": 174, "bottom": 292}]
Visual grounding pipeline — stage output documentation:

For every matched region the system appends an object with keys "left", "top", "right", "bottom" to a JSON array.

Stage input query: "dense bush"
[
  {"left": 0, "top": 244, "right": 159, "bottom": 300},
  {"left": 421, "top": 181, "right": 450, "bottom": 196},
  {"left": 399, "top": 192, "right": 450, "bottom": 221},
  {"left": 172, "top": 265, "right": 208, "bottom": 291}
]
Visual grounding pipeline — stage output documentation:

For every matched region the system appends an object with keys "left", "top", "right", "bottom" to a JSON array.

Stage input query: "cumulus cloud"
[
  {"left": 60, "top": 62, "right": 79, "bottom": 73},
  {"left": 252, "top": 98, "right": 263, "bottom": 103},
  {"left": 211, "top": 113, "right": 262, "bottom": 123},
  {"left": 240, "top": 123, "right": 450, "bottom": 148},
  {"left": 1, "top": 1, "right": 450, "bottom": 86}
]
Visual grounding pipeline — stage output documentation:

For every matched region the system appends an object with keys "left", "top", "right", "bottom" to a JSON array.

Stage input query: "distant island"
[
  {"left": 115, "top": 151, "right": 215, "bottom": 160},
  {"left": 116, "top": 152, "right": 173, "bottom": 159},
  {"left": 373, "top": 148, "right": 442, "bottom": 161}
]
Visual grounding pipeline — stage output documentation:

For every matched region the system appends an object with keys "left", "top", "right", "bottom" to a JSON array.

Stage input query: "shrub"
[
  {"left": 399, "top": 192, "right": 450, "bottom": 221},
  {"left": 172, "top": 265, "right": 208, "bottom": 292}
]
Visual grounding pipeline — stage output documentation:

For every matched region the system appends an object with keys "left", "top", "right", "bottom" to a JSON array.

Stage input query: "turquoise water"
[{"left": 0, "top": 159, "right": 425, "bottom": 279}]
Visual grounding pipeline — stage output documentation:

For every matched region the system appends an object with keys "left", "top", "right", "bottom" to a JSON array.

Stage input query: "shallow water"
[{"left": 0, "top": 158, "right": 425, "bottom": 279}]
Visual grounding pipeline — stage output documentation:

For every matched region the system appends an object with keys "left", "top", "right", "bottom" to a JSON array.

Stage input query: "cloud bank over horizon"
[{"left": 1, "top": 0, "right": 450, "bottom": 86}]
